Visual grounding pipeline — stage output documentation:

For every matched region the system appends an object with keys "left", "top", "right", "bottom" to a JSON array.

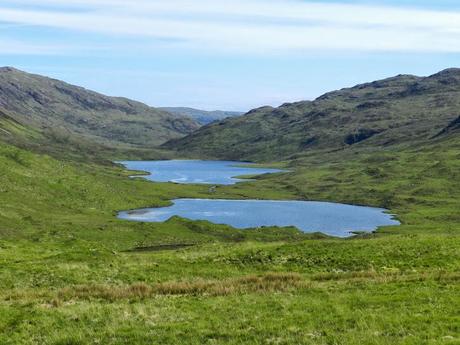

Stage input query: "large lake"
[
  {"left": 117, "top": 160, "right": 284, "bottom": 185},
  {"left": 119, "top": 199, "right": 399, "bottom": 237},
  {"left": 117, "top": 160, "right": 399, "bottom": 237}
]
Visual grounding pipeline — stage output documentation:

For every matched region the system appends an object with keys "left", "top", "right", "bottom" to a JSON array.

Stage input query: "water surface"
[
  {"left": 118, "top": 199, "right": 400, "bottom": 237},
  {"left": 117, "top": 160, "right": 284, "bottom": 185}
]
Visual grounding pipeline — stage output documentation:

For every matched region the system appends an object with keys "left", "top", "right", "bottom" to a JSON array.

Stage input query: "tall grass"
[{"left": 57, "top": 273, "right": 306, "bottom": 301}]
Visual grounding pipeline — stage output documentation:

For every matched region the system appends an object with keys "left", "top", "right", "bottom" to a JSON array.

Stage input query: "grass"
[{"left": 0, "top": 137, "right": 459, "bottom": 344}]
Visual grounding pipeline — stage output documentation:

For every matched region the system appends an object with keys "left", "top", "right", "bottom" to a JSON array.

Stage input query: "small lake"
[
  {"left": 118, "top": 199, "right": 399, "bottom": 237},
  {"left": 117, "top": 160, "right": 400, "bottom": 237},
  {"left": 117, "top": 160, "right": 284, "bottom": 185}
]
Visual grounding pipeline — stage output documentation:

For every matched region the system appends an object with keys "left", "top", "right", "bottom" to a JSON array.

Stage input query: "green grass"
[{"left": 0, "top": 138, "right": 459, "bottom": 344}]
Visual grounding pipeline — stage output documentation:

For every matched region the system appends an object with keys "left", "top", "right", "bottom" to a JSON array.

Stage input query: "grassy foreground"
[{"left": 0, "top": 141, "right": 459, "bottom": 344}]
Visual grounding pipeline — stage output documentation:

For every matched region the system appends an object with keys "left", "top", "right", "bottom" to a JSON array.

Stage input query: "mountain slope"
[
  {"left": 0, "top": 67, "right": 459, "bottom": 344},
  {"left": 160, "top": 107, "right": 243, "bottom": 125},
  {"left": 0, "top": 67, "right": 199, "bottom": 149},
  {"left": 436, "top": 115, "right": 460, "bottom": 137},
  {"left": 164, "top": 69, "right": 460, "bottom": 161}
]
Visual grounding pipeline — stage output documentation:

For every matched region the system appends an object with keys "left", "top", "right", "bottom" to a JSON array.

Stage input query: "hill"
[
  {"left": 160, "top": 107, "right": 243, "bottom": 125},
  {"left": 164, "top": 68, "right": 460, "bottom": 161},
  {"left": 0, "top": 112, "right": 459, "bottom": 344},
  {"left": 0, "top": 67, "right": 199, "bottom": 155},
  {"left": 0, "top": 67, "right": 459, "bottom": 344}
]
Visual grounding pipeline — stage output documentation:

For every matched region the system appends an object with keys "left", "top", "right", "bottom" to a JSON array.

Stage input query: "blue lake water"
[
  {"left": 117, "top": 160, "right": 284, "bottom": 185},
  {"left": 118, "top": 199, "right": 400, "bottom": 237},
  {"left": 117, "top": 160, "right": 400, "bottom": 237}
]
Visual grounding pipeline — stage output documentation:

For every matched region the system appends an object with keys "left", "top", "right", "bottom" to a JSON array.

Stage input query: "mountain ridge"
[
  {"left": 164, "top": 68, "right": 460, "bottom": 161},
  {"left": 0, "top": 67, "right": 200, "bottom": 151}
]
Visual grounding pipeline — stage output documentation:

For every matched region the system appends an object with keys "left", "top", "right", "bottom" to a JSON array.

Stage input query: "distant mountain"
[
  {"left": 160, "top": 107, "right": 243, "bottom": 125},
  {"left": 164, "top": 68, "right": 460, "bottom": 161},
  {"left": 0, "top": 67, "right": 200, "bottom": 151}
]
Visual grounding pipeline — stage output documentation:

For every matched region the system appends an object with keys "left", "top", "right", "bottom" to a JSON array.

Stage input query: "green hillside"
[
  {"left": 0, "top": 131, "right": 459, "bottom": 344},
  {"left": 164, "top": 68, "right": 460, "bottom": 161},
  {"left": 0, "top": 67, "right": 199, "bottom": 153},
  {"left": 0, "top": 68, "right": 459, "bottom": 344}
]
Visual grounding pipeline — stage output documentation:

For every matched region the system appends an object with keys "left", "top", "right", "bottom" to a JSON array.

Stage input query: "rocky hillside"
[
  {"left": 164, "top": 68, "right": 460, "bottom": 161},
  {"left": 160, "top": 107, "right": 243, "bottom": 125},
  {"left": 0, "top": 67, "right": 199, "bottom": 149}
]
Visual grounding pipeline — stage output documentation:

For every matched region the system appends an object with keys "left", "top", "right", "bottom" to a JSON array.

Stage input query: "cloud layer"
[{"left": 1, "top": 0, "right": 460, "bottom": 55}]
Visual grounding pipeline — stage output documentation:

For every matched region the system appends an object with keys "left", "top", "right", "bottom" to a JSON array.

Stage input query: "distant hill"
[
  {"left": 164, "top": 68, "right": 460, "bottom": 161},
  {"left": 0, "top": 67, "right": 200, "bottom": 152},
  {"left": 160, "top": 107, "right": 243, "bottom": 125}
]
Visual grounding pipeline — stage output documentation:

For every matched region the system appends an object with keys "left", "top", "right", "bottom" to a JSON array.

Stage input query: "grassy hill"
[
  {"left": 0, "top": 68, "right": 459, "bottom": 344},
  {"left": 164, "top": 68, "right": 460, "bottom": 161},
  {"left": 0, "top": 67, "right": 199, "bottom": 157},
  {"left": 0, "top": 132, "right": 459, "bottom": 344},
  {"left": 160, "top": 107, "right": 243, "bottom": 125}
]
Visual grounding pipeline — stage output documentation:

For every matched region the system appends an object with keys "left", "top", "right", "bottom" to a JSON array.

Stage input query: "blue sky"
[{"left": 1, "top": 0, "right": 460, "bottom": 111}]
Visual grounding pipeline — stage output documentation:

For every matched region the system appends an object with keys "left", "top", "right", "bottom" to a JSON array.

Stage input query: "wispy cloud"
[
  {"left": 0, "top": 38, "right": 102, "bottom": 55},
  {"left": 1, "top": 0, "right": 460, "bottom": 55}
]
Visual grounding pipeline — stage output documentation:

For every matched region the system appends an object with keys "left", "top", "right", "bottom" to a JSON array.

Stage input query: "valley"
[
  {"left": 159, "top": 107, "right": 243, "bottom": 125},
  {"left": 0, "top": 69, "right": 458, "bottom": 344}
]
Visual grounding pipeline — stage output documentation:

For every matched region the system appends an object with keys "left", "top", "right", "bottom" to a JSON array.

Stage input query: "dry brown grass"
[
  {"left": 58, "top": 282, "right": 153, "bottom": 301},
  {"left": 56, "top": 272, "right": 307, "bottom": 301},
  {"left": 5, "top": 271, "right": 457, "bottom": 306}
]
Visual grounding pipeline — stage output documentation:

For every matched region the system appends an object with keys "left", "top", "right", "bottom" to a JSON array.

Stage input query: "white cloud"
[
  {"left": 1, "top": 0, "right": 460, "bottom": 54},
  {"left": 0, "top": 38, "right": 96, "bottom": 55}
]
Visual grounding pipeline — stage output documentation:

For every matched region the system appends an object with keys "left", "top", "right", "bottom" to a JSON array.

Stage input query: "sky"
[{"left": 1, "top": 0, "right": 460, "bottom": 111}]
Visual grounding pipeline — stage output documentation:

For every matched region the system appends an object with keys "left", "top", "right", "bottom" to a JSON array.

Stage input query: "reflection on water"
[
  {"left": 119, "top": 199, "right": 400, "bottom": 237},
  {"left": 116, "top": 160, "right": 284, "bottom": 185}
]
